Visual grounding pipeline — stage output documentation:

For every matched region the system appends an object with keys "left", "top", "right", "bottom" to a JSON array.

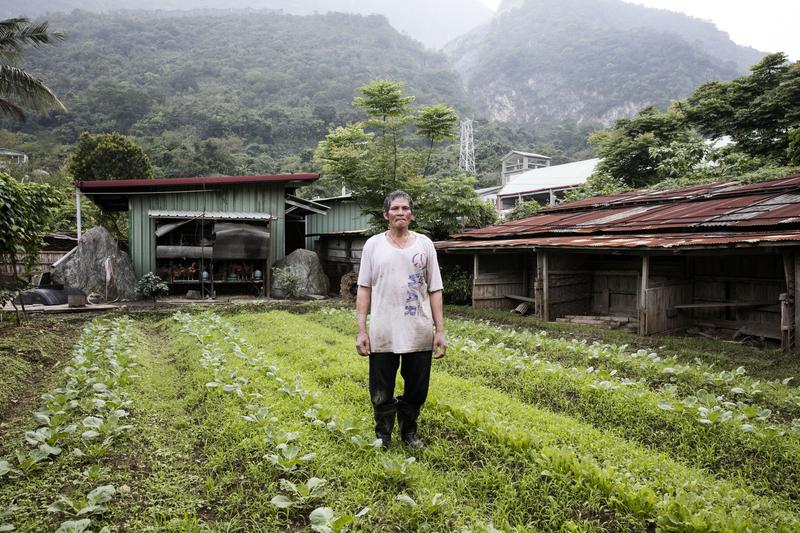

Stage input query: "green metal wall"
[
  {"left": 128, "top": 183, "right": 286, "bottom": 277},
  {"left": 305, "top": 200, "right": 370, "bottom": 249}
]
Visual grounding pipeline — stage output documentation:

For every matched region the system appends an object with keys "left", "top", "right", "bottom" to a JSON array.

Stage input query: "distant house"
[
  {"left": 501, "top": 151, "right": 550, "bottom": 184},
  {"left": 496, "top": 158, "right": 599, "bottom": 212},
  {"left": 0, "top": 148, "right": 28, "bottom": 166}
]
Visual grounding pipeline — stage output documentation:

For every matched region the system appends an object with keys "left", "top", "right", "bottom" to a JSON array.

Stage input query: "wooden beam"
[
  {"left": 640, "top": 256, "right": 650, "bottom": 335},
  {"left": 543, "top": 251, "right": 550, "bottom": 322},
  {"left": 795, "top": 253, "right": 800, "bottom": 353}
]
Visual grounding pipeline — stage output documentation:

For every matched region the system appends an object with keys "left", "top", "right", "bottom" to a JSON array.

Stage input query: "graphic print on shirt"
[{"left": 405, "top": 272, "right": 424, "bottom": 316}]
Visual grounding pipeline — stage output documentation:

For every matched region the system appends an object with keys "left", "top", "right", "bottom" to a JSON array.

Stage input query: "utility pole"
[{"left": 459, "top": 118, "right": 476, "bottom": 175}]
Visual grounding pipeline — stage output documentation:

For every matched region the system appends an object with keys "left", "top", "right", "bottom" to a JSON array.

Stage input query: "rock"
[
  {"left": 185, "top": 290, "right": 202, "bottom": 300},
  {"left": 52, "top": 226, "right": 138, "bottom": 301},
  {"left": 87, "top": 292, "right": 104, "bottom": 305},
  {"left": 272, "top": 249, "right": 329, "bottom": 297}
]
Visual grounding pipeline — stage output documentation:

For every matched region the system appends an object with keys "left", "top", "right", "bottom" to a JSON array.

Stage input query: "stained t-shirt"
[{"left": 357, "top": 231, "right": 444, "bottom": 354}]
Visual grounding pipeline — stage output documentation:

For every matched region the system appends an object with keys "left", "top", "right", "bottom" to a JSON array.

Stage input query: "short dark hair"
[{"left": 383, "top": 190, "right": 413, "bottom": 213}]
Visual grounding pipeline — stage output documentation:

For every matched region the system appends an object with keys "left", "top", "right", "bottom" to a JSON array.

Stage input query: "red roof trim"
[{"left": 78, "top": 173, "right": 320, "bottom": 191}]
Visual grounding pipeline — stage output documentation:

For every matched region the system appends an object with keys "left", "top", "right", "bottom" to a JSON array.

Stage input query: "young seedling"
[
  {"left": 48, "top": 485, "right": 116, "bottom": 517},
  {"left": 0, "top": 504, "right": 17, "bottom": 532},
  {"left": 308, "top": 506, "right": 369, "bottom": 533},
  {"left": 381, "top": 456, "right": 416, "bottom": 483},
  {"left": 264, "top": 443, "right": 316, "bottom": 473},
  {"left": 54, "top": 518, "right": 110, "bottom": 533},
  {"left": 270, "top": 477, "right": 328, "bottom": 510},
  {"left": 395, "top": 493, "right": 446, "bottom": 514}
]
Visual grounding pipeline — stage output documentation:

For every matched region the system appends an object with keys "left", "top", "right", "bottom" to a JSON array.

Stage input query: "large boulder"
[
  {"left": 272, "top": 249, "right": 329, "bottom": 297},
  {"left": 52, "top": 226, "right": 137, "bottom": 301}
]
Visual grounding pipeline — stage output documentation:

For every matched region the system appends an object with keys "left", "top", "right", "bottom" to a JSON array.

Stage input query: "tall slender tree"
[{"left": 0, "top": 17, "right": 65, "bottom": 121}]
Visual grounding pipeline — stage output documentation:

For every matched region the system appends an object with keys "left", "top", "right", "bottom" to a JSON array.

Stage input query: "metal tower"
[{"left": 459, "top": 118, "right": 476, "bottom": 175}]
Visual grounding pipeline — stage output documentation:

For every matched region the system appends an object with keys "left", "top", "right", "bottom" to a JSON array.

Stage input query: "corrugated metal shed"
[
  {"left": 450, "top": 174, "right": 800, "bottom": 246},
  {"left": 305, "top": 195, "right": 370, "bottom": 250},
  {"left": 129, "top": 183, "right": 287, "bottom": 277},
  {"left": 437, "top": 229, "right": 800, "bottom": 251},
  {"left": 497, "top": 158, "right": 599, "bottom": 198}
]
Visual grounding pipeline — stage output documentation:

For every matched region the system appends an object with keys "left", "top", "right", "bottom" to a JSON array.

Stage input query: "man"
[{"left": 356, "top": 190, "right": 446, "bottom": 450}]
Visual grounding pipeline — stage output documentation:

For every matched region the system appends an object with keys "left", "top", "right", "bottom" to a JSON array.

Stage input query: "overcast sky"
[{"left": 478, "top": 0, "right": 799, "bottom": 61}]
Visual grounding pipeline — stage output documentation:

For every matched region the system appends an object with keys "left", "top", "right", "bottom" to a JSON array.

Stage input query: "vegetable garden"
[{"left": 2, "top": 305, "right": 800, "bottom": 531}]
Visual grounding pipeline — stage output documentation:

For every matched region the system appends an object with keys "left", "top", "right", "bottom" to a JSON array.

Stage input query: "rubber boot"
[
  {"left": 373, "top": 402, "right": 396, "bottom": 449},
  {"left": 397, "top": 400, "right": 424, "bottom": 450}
]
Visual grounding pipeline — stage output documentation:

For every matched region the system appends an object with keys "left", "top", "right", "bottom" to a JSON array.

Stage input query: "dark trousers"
[{"left": 369, "top": 351, "right": 432, "bottom": 438}]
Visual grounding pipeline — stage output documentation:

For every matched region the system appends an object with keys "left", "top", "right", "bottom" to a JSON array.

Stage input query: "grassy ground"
[{"left": 1, "top": 303, "right": 799, "bottom": 531}]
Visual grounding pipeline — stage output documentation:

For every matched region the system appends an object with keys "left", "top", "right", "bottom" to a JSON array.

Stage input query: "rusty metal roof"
[
  {"left": 437, "top": 230, "right": 800, "bottom": 252},
  {"left": 453, "top": 173, "right": 800, "bottom": 243}
]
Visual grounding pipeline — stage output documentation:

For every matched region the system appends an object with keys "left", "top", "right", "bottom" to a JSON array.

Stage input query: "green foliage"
[
  {"left": 507, "top": 199, "right": 545, "bottom": 221},
  {"left": 0, "top": 171, "right": 61, "bottom": 276},
  {"left": 135, "top": 272, "right": 168, "bottom": 303},
  {"left": 683, "top": 53, "right": 800, "bottom": 164},
  {"left": 67, "top": 132, "right": 153, "bottom": 181},
  {"left": 316, "top": 80, "right": 492, "bottom": 237},
  {"left": 272, "top": 267, "right": 304, "bottom": 299},
  {"left": 441, "top": 265, "right": 472, "bottom": 305},
  {"left": 0, "top": 17, "right": 65, "bottom": 121}
]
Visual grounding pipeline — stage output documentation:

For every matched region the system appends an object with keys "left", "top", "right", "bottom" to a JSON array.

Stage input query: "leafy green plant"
[
  {"left": 441, "top": 265, "right": 472, "bottom": 305},
  {"left": 309, "top": 506, "right": 369, "bottom": 533},
  {"left": 395, "top": 492, "right": 446, "bottom": 514},
  {"left": 135, "top": 272, "right": 169, "bottom": 303},
  {"left": 48, "top": 485, "right": 116, "bottom": 517},
  {"left": 270, "top": 477, "right": 328, "bottom": 510},
  {"left": 381, "top": 456, "right": 416, "bottom": 483},
  {"left": 272, "top": 267, "right": 304, "bottom": 299},
  {"left": 264, "top": 443, "right": 316, "bottom": 473}
]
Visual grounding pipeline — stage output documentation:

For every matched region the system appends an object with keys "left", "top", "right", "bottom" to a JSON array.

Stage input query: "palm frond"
[
  {"left": 0, "top": 97, "right": 26, "bottom": 121},
  {"left": 0, "top": 64, "right": 65, "bottom": 115},
  {"left": 0, "top": 18, "right": 63, "bottom": 61}
]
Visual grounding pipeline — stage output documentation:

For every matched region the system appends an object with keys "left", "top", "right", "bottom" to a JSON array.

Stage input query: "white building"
[
  {"left": 496, "top": 158, "right": 600, "bottom": 213},
  {"left": 500, "top": 151, "right": 550, "bottom": 184}
]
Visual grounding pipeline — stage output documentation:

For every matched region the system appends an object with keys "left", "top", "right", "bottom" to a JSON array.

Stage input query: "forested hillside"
[
  {"left": 3, "top": 10, "right": 469, "bottom": 178},
  {"left": 447, "top": 0, "right": 764, "bottom": 129},
  {"left": 0, "top": 0, "right": 494, "bottom": 50}
]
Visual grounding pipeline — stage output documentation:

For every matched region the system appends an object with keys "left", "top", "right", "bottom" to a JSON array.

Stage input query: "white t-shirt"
[{"left": 357, "top": 231, "right": 444, "bottom": 354}]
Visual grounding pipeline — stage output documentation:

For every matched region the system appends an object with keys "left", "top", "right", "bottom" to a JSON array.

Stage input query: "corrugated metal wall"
[
  {"left": 128, "top": 183, "right": 286, "bottom": 277},
  {"left": 305, "top": 200, "right": 370, "bottom": 249}
]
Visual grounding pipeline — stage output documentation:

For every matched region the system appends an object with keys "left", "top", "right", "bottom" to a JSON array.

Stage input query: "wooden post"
[
  {"left": 794, "top": 253, "right": 800, "bottom": 353},
  {"left": 522, "top": 252, "right": 530, "bottom": 298},
  {"left": 640, "top": 255, "right": 650, "bottom": 335},
  {"left": 473, "top": 253, "right": 479, "bottom": 306},
  {"left": 782, "top": 254, "right": 795, "bottom": 351},
  {"left": 542, "top": 250, "right": 550, "bottom": 322}
]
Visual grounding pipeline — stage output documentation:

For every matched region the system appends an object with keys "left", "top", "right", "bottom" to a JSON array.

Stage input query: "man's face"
[{"left": 384, "top": 198, "right": 413, "bottom": 230}]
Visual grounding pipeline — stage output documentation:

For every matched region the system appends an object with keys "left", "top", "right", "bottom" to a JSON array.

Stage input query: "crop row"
[
  {"left": 254, "top": 309, "right": 800, "bottom": 531},
  {"left": 0, "top": 317, "right": 139, "bottom": 533},
  {"left": 447, "top": 317, "right": 800, "bottom": 420},
  {"left": 312, "top": 307, "right": 800, "bottom": 504},
  {"left": 173, "top": 311, "right": 450, "bottom": 532}
]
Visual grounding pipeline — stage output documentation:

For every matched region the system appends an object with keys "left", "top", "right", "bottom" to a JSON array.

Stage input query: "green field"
[{"left": 2, "top": 305, "right": 800, "bottom": 532}]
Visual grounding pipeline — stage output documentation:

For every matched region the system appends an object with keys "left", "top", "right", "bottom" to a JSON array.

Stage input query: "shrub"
[
  {"left": 136, "top": 272, "right": 169, "bottom": 303},
  {"left": 441, "top": 265, "right": 472, "bottom": 305},
  {"left": 272, "top": 267, "right": 303, "bottom": 299}
]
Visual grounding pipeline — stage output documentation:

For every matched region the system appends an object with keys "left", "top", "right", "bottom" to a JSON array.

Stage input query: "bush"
[
  {"left": 136, "top": 272, "right": 169, "bottom": 303},
  {"left": 441, "top": 265, "right": 472, "bottom": 305},
  {"left": 272, "top": 267, "right": 303, "bottom": 299}
]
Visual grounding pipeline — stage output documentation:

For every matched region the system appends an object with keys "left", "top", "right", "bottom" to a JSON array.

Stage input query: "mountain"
[
  {"left": 446, "top": 0, "right": 766, "bottom": 128},
  {"left": 0, "top": 0, "right": 495, "bottom": 50},
  {"left": 7, "top": 10, "right": 468, "bottom": 177}
]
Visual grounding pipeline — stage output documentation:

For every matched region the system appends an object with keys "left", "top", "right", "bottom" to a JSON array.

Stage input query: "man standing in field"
[{"left": 356, "top": 190, "right": 446, "bottom": 449}]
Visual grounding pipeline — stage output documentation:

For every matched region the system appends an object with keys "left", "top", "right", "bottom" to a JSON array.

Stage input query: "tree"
[
  {"left": 588, "top": 106, "right": 701, "bottom": 188},
  {"left": 0, "top": 171, "right": 61, "bottom": 318},
  {"left": 416, "top": 103, "right": 458, "bottom": 178},
  {"left": 0, "top": 18, "right": 65, "bottom": 121},
  {"left": 315, "top": 79, "right": 491, "bottom": 237},
  {"left": 67, "top": 132, "right": 154, "bottom": 181},
  {"left": 682, "top": 53, "right": 800, "bottom": 164},
  {"left": 507, "top": 199, "right": 545, "bottom": 221}
]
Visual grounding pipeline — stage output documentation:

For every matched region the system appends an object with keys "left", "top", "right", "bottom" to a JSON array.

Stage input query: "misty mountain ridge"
[
  {"left": 446, "top": 0, "right": 765, "bottom": 128},
  {"left": 0, "top": 0, "right": 494, "bottom": 50}
]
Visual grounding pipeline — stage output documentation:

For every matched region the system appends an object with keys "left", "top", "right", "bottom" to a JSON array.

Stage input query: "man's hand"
[
  {"left": 432, "top": 331, "right": 447, "bottom": 359},
  {"left": 356, "top": 331, "right": 371, "bottom": 357}
]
